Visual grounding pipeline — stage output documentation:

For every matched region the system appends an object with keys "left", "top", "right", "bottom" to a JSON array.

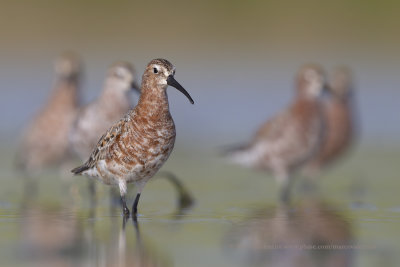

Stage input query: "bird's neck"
[
  {"left": 294, "top": 93, "right": 320, "bottom": 103},
  {"left": 331, "top": 93, "right": 351, "bottom": 104},
  {"left": 99, "top": 82, "right": 132, "bottom": 112},
  {"left": 135, "top": 85, "right": 171, "bottom": 121},
  {"left": 50, "top": 77, "right": 80, "bottom": 108},
  {"left": 292, "top": 95, "right": 320, "bottom": 113},
  {"left": 56, "top": 75, "right": 80, "bottom": 90}
]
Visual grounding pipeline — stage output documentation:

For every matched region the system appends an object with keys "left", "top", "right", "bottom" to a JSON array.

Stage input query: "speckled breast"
[{"left": 106, "top": 114, "right": 176, "bottom": 184}]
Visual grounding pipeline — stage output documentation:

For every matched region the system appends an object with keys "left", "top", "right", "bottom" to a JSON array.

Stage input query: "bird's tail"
[
  {"left": 71, "top": 164, "right": 89, "bottom": 175},
  {"left": 220, "top": 142, "right": 260, "bottom": 168},
  {"left": 220, "top": 143, "right": 251, "bottom": 156}
]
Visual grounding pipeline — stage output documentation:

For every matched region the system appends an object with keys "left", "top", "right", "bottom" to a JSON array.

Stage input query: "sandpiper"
[
  {"left": 72, "top": 58, "right": 194, "bottom": 216},
  {"left": 304, "top": 66, "right": 355, "bottom": 175},
  {"left": 69, "top": 62, "right": 139, "bottom": 161},
  {"left": 17, "top": 52, "right": 82, "bottom": 173},
  {"left": 69, "top": 62, "right": 194, "bottom": 211},
  {"left": 224, "top": 64, "right": 327, "bottom": 201}
]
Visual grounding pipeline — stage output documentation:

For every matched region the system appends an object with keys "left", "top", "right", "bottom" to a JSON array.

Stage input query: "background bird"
[
  {"left": 304, "top": 66, "right": 356, "bottom": 176},
  {"left": 224, "top": 64, "right": 327, "bottom": 201},
  {"left": 72, "top": 58, "right": 194, "bottom": 217},
  {"left": 16, "top": 52, "right": 82, "bottom": 174},
  {"left": 69, "top": 62, "right": 139, "bottom": 161}
]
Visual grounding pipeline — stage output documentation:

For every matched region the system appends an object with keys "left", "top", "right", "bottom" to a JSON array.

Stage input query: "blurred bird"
[
  {"left": 69, "top": 62, "right": 139, "bottom": 161},
  {"left": 304, "top": 67, "right": 355, "bottom": 176},
  {"left": 224, "top": 64, "right": 327, "bottom": 201},
  {"left": 72, "top": 58, "right": 194, "bottom": 217},
  {"left": 16, "top": 52, "right": 82, "bottom": 173}
]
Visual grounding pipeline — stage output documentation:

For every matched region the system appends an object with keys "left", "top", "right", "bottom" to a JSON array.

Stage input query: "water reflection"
[
  {"left": 85, "top": 216, "right": 173, "bottom": 267},
  {"left": 224, "top": 198, "right": 354, "bottom": 267},
  {"left": 18, "top": 206, "right": 85, "bottom": 266},
  {"left": 17, "top": 201, "right": 173, "bottom": 266}
]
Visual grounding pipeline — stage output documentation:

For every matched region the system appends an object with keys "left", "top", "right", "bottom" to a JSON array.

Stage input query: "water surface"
[{"left": 0, "top": 145, "right": 399, "bottom": 266}]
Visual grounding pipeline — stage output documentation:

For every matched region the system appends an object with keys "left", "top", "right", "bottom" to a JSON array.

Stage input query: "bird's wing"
[
  {"left": 253, "top": 110, "right": 292, "bottom": 143},
  {"left": 71, "top": 113, "right": 129, "bottom": 174}
]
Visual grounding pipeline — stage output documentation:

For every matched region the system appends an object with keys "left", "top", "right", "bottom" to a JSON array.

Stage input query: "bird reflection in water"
[
  {"left": 224, "top": 198, "right": 354, "bottom": 267},
  {"left": 15, "top": 172, "right": 184, "bottom": 267},
  {"left": 84, "top": 177, "right": 189, "bottom": 267},
  {"left": 17, "top": 203, "right": 173, "bottom": 266},
  {"left": 114, "top": 216, "right": 173, "bottom": 267},
  {"left": 17, "top": 205, "right": 85, "bottom": 266},
  {"left": 84, "top": 213, "right": 173, "bottom": 267}
]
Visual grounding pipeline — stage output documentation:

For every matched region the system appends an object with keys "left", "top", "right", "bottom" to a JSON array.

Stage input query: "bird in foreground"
[
  {"left": 16, "top": 52, "right": 82, "bottom": 173},
  {"left": 69, "top": 61, "right": 194, "bottom": 211},
  {"left": 224, "top": 64, "right": 327, "bottom": 201},
  {"left": 303, "top": 66, "right": 355, "bottom": 176},
  {"left": 72, "top": 58, "right": 194, "bottom": 217}
]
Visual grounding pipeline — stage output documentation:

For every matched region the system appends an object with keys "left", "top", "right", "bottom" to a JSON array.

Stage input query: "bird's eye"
[{"left": 153, "top": 68, "right": 158, "bottom": 74}]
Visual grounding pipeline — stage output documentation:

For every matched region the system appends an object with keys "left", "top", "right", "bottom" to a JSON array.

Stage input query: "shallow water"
[{"left": 0, "top": 144, "right": 399, "bottom": 267}]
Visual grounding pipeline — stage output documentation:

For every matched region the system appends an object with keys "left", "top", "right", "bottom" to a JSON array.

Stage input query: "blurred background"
[
  {"left": 1, "top": 0, "right": 400, "bottom": 145},
  {"left": 0, "top": 1, "right": 399, "bottom": 266}
]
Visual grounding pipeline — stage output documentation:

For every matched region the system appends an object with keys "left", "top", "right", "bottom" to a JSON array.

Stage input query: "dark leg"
[
  {"left": 275, "top": 169, "right": 293, "bottom": 204},
  {"left": 279, "top": 177, "right": 294, "bottom": 204},
  {"left": 132, "top": 211, "right": 139, "bottom": 230},
  {"left": 159, "top": 171, "right": 195, "bottom": 210},
  {"left": 88, "top": 179, "right": 96, "bottom": 197},
  {"left": 131, "top": 214, "right": 141, "bottom": 242},
  {"left": 88, "top": 179, "right": 97, "bottom": 215},
  {"left": 122, "top": 214, "right": 128, "bottom": 230},
  {"left": 121, "top": 195, "right": 130, "bottom": 217},
  {"left": 279, "top": 184, "right": 291, "bottom": 203},
  {"left": 132, "top": 193, "right": 141, "bottom": 215},
  {"left": 21, "top": 178, "right": 38, "bottom": 210}
]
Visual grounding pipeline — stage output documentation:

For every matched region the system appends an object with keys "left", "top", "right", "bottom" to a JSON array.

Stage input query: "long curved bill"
[{"left": 167, "top": 75, "right": 194, "bottom": 104}]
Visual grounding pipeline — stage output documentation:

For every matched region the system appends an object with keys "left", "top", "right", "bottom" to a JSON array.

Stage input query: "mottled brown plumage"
[
  {"left": 17, "top": 52, "right": 82, "bottom": 172},
  {"left": 225, "top": 64, "right": 327, "bottom": 201},
  {"left": 304, "top": 67, "right": 355, "bottom": 175},
  {"left": 72, "top": 58, "right": 194, "bottom": 216}
]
